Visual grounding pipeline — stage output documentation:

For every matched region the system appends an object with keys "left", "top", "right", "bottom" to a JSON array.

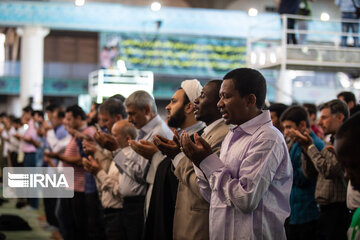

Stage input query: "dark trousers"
[
  {"left": 285, "top": 219, "right": 319, "bottom": 240},
  {"left": 23, "top": 152, "right": 38, "bottom": 209},
  {"left": 9, "top": 152, "right": 20, "bottom": 167},
  {"left": 56, "top": 198, "right": 74, "bottom": 240},
  {"left": 123, "top": 196, "right": 145, "bottom": 240},
  {"left": 283, "top": 18, "right": 297, "bottom": 44},
  {"left": 56, "top": 192, "right": 88, "bottom": 240},
  {"left": 318, "top": 202, "right": 351, "bottom": 240},
  {"left": 44, "top": 198, "right": 58, "bottom": 227},
  {"left": 103, "top": 208, "right": 124, "bottom": 240},
  {"left": 85, "top": 192, "right": 106, "bottom": 240}
]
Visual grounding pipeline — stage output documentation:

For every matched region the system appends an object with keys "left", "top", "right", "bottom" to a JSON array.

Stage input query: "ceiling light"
[
  {"left": 75, "top": 0, "right": 85, "bottom": 7},
  {"left": 248, "top": 8, "right": 258, "bottom": 17},
  {"left": 320, "top": 12, "right": 330, "bottom": 21},
  {"left": 151, "top": 2, "right": 161, "bottom": 12}
]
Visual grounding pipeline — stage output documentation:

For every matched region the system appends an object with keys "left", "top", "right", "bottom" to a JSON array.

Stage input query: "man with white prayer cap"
[{"left": 130, "top": 79, "right": 205, "bottom": 240}]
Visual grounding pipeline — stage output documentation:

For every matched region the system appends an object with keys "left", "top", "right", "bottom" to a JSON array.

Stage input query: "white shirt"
[
  {"left": 114, "top": 115, "right": 173, "bottom": 197},
  {"left": 96, "top": 161, "right": 123, "bottom": 209}
]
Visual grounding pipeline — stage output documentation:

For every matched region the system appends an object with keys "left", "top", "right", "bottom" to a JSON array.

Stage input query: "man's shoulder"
[{"left": 153, "top": 120, "right": 173, "bottom": 139}]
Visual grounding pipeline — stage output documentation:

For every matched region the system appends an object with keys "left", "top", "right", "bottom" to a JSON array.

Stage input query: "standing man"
[
  {"left": 130, "top": 79, "right": 205, "bottom": 239},
  {"left": 83, "top": 120, "right": 137, "bottom": 240},
  {"left": 337, "top": 91, "right": 360, "bottom": 116},
  {"left": 280, "top": 105, "right": 324, "bottom": 239},
  {"left": 335, "top": 0, "right": 359, "bottom": 47},
  {"left": 113, "top": 90, "right": 173, "bottom": 240},
  {"left": 278, "top": 0, "right": 301, "bottom": 44},
  {"left": 45, "top": 105, "right": 94, "bottom": 240},
  {"left": 172, "top": 80, "right": 229, "bottom": 240},
  {"left": 181, "top": 68, "right": 293, "bottom": 240},
  {"left": 19, "top": 106, "right": 40, "bottom": 209},
  {"left": 291, "top": 99, "right": 351, "bottom": 240}
]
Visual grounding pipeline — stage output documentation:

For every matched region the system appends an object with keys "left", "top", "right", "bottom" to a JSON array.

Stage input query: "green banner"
[{"left": 100, "top": 33, "right": 247, "bottom": 77}]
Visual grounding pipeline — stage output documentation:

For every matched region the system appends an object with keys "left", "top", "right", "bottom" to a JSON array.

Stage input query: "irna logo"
[
  {"left": 8, "top": 172, "right": 69, "bottom": 188},
  {"left": 3, "top": 167, "right": 74, "bottom": 198}
]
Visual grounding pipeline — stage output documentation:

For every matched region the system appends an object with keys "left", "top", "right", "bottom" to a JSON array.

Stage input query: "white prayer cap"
[{"left": 180, "top": 79, "right": 202, "bottom": 103}]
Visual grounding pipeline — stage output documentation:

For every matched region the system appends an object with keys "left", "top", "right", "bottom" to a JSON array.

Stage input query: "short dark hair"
[
  {"left": 32, "top": 110, "right": 44, "bottom": 118},
  {"left": 337, "top": 91, "right": 356, "bottom": 104},
  {"left": 109, "top": 94, "right": 126, "bottom": 103},
  {"left": 13, "top": 118, "right": 21, "bottom": 125},
  {"left": 303, "top": 103, "right": 317, "bottom": 116},
  {"left": 45, "top": 104, "right": 60, "bottom": 113},
  {"left": 269, "top": 103, "right": 288, "bottom": 118},
  {"left": 280, "top": 105, "right": 310, "bottom": 127},
  {"left": 46, "top": 104, "right": 65, "bottom": 119},
  {"left": 99, "top": 98, "right": 127, "bottom": 119},
  {"left": 319, "top": 99, "right": 349, "bottom": 122},
  {"left": 223, "top": 68, "right": 266, "bottom": 109},
  {"left": 66, "top": 105, "right": 86, "bottom": 120},
  {"left": 22, "top": 106, "right": 33, "bottom": 113}
]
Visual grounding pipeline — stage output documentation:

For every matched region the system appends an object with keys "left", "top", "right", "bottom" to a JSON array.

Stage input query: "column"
[{"left": 17, "top": 26, "right": 49, "bottom": 110}]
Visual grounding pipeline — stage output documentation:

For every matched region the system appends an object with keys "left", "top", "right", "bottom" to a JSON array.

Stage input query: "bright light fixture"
[
  {"left": 248, "top": 8, "right": 258, "bottom": 17},
  {"left": 75, "top": 0, "right": 85, "bottom": 7},
  {"left": 151, "top": 2, "right": 161, "bottom": 11},
  {"left": 337, "top": 72, "right": 351, "bottom": 88},
  {"left": 320, "top": 12, "right": 330, "bottom": 21},
  {"left": 117, "top": 60, "right": 127, "bottom": 73}
]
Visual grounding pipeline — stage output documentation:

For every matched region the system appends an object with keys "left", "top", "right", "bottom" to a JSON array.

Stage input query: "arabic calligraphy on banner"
[{"left": 100, "top": 32, "right": 247, "bottom": 77}]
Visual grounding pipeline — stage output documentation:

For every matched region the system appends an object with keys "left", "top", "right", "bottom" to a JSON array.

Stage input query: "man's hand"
[
  {"left": 286, "top": 129, "right": 313, "bottom": 149},
  {"left": 94, "top": 130, "right": 119, "bottom": 151},
  {"left": 153, "top": 134, "right": 180, "bottom": 159},
  {"left": 13, "top": 133, "right": 22, "bottom": 140},
  {"left": 44, "top": 151, "right": 60, "bottom": 159},
  {"left": 82, "top": 139, "right": 97, "bottom": 155},
  {"left": 43, "top": 156, "right": 56, "bottom": 167},
  {"left": 82, "top": 156, "right": 102, "bottom": 175},
  {"left": 180, "top": 131, "right": 212, "bottom": 167},
  {"left": 129, "top": 140, "right": 158, "bottom": 160},
  {"left": 325, "top": 145, "right": 336, "bottom": 154}
]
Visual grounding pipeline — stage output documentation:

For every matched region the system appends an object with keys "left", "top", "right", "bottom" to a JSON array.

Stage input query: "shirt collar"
[
  {"left": 140, "top": 115, "right": 162, "bottom": 136},
  {"left": 203, "top": 118, "right": 224, "bottom": 136},
  {"left": 180, "top": 121, "right": 206, "bottom": 136},
  {"left": 231, "top": 110, "right": 272, "bottom": 136}
]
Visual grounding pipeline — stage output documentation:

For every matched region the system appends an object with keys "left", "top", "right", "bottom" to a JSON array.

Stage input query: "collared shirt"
[
  {"left": 96, "top": 161, "right": 123, "bottom": 209},
  {"left": 114, "top": 115, "right": 173, "bottom": 197},
  {"left": 288, "top": 131, "right": 324, "bottom": 225},
  {"left": 63, "top": 125, "right": 94, "bottom": 192},
  {"left": 172, "top": 121, "right": 206, "bottom": 168},
  {"left": 202, "top": 118, "right": 223, "bottom": 137},
  {"left": 21, "top": 119, "right": 38, "bottom": 153},
  {"left": 195, "top": 110, "right": 293, "bottom": 240},
  {"left": 303, "top": 138, "right": 347, "bottom": 205}
]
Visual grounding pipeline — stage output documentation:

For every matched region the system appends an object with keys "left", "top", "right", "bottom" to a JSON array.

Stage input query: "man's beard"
[{"left": 167, "top": 104, "right": 186, "bottom": 128}]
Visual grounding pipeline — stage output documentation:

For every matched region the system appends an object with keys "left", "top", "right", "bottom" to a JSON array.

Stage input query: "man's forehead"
[{"left": 172, "top": 88, "right": 185, "bottom": 100}]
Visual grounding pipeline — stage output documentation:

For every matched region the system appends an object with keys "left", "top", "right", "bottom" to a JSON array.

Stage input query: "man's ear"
[
  {"left": 143, "top": 105, "right": 151, "bottom": 115},
  {"left": 184, "top": 102, "right": 194, "bottom": 114},
  {"left": 115, "top": 114, "right": 123, "bottom": 121},
  {"left": 247, "top": 94, "right": 257, "bottom": 107},
  {"left": 336, "top": 113, "right": 345, "bottom": 122}
]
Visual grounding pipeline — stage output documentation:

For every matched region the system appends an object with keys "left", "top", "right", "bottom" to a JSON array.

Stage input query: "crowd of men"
[{"left": 0, "top": 67, "right": 360, "bottom": 240}]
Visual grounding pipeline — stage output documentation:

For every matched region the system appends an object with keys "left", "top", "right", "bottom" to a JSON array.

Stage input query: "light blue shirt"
[
  {"left": 114, "top": 115, "right": 173, "bottom": 197},
  {"left": 195, "top": 110, "right": 293, "bottom": 240},
  {"left": 335, "top": 0, "right": 358, "bottom": 12}
]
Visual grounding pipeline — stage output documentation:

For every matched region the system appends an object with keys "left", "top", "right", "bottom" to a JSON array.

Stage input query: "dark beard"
[{"left": 167, "top": 104, "right": 186, "bottom": 128}]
